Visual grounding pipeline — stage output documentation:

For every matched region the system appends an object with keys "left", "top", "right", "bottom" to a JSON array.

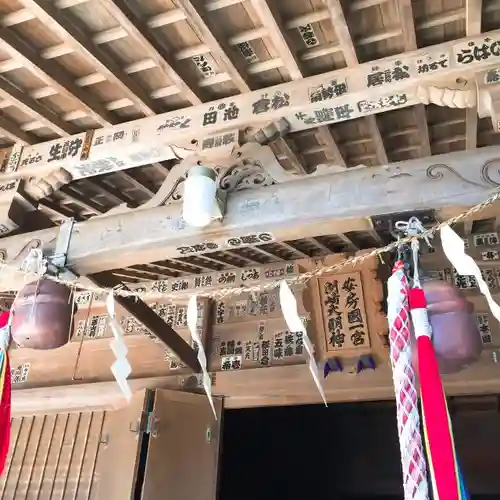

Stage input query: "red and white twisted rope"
[{"left": 387, "top": 261, "right": 429, "bottom": 500}]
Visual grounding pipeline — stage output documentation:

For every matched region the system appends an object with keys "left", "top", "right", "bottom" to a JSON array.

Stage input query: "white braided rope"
[{"left": 387, "top": 266, "right": 429, "bottom": 500}]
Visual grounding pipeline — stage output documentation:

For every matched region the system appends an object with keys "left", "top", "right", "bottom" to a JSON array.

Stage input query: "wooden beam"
[
  {"left": 4, "top": 30, "right": 500, "bottom": 180},
  {"left": 0, "top": 145, "right": 499, "bottom": 290},
  {"left": 465, "top": 0, "right": 483, "bottom": 150},
  {"left": 88, "top": 272, "right": 200, "bottom": 372},
  {"left": 11, "top": 358, "right": 500, "bottom": 416},
  {"left": 396, "top": 0, "right": 432, "bottom": 157}
]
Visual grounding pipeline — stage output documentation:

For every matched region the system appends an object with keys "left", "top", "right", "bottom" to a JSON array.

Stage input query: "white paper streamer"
[
  {"left": 279, "top": 281, "right": 327, "bottom": 406},
  {"left": 187, "top": 295, "right": 217, "bottom": 419},
  {"left": 106, "top": 293, "right": 132, "bottom": 401},
  {"left": 441, "top": 225, "right": 500, "bottom": 322}
]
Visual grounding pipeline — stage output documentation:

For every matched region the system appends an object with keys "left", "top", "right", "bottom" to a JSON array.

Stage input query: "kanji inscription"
[
  {"left": 319, "top": 273, "right": 370, "bottom": 351},
  {"left": 298, "top": 24, "right": 319, "bottom": 47},
  {"left": 308, "top": 78, "right": 348, "bottom": 104}
]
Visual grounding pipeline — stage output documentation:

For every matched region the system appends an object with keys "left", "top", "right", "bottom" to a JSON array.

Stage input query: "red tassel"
[
  {"left": 0, "top": 355, "right": 11, "bottom": 475},
  {"left": 418, "top": 331, "right": 460, "bottom": 499},
  {"left": 0, "top": 311, "right": 11, "bottom": 475}
]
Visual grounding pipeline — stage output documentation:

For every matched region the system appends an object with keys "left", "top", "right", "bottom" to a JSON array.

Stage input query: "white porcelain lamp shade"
[{"left": 182, "top": 165, "right": 218, "bottom": 228}]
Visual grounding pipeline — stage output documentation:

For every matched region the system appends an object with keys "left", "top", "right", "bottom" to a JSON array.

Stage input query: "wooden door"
[
  {"left": 91, "top": 389, "right": 151, "bottom": 500},
  {"left": 0, "top": 411, "right": 107, "bottom": 499},
  {"left": 140, "top": 390, "right": 224, "bottom": 500}
]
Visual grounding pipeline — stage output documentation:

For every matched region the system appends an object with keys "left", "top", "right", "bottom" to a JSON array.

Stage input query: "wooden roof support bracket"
[{"left": 37, "top": 218, "right": 201, "bottom": 372}]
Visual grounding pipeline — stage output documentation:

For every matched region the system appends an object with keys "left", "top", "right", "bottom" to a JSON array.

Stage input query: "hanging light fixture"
[{"left": 182, "top": 165, "right": 225, "bottom": 228}]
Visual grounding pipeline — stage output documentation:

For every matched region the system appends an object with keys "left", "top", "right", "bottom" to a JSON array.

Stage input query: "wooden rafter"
[
  {"left": 0, "top": 115, "right": 38, "bottom": 144},
  {"left": 249, "top": 0, "right": 346, "bottom": 167},
  {"left": 396, "top": 0, "right": 432, "bottom": 157},
  {"left": 20, "top": 0, "right": 160, "bottom": 116},
  {"left": 175, "top": 0, "right": 251, "bottom": 93},
  {"left": 323, "top": 0, "right": 388, "bottom": 165},
  {"left": 249, "top": 0, "right": 302, "bottom": 81},
  {"left": 89, "top": 272, "right": 199, "bottom": 372},
  {"left": 315, "top": 126, "right": 346, "bottom": 167},
  {"left": 466, "top": 0, "right": 483, "bottom": 150},
  {"left": 0, "top": 26, "right": 115, "bottom": 125},
  {"left": 0, "top": 76, "right": 79, "bottom": 137},
  {"left": 91, "top": 0, "right": 205, "bottom": 105}
]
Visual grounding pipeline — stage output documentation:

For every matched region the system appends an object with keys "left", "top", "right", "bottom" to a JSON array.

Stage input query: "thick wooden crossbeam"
[
  {"left": 0, "top": 145, "right": 499, "bottom": 292},
  {"left": 3, "top": 30, "right": 500, "bottom": 182}
]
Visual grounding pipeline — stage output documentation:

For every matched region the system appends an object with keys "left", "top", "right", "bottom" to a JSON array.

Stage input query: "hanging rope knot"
[{"left": 395, "top": 216, "right": 433, "bottom": 248}]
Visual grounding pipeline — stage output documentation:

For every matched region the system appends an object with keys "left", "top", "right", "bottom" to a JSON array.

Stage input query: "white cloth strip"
[
  {"left": 279, "top": 280, "right": 327, "bottom": 406},
  {"left": 106, "top": 293, "right": 132, "bottom": 401},
  {"left": 187, "top": 295, "right": 217, "bottom": 419},
  {"left": 441, "top": 225, "right": 500, "bottom": 323}
]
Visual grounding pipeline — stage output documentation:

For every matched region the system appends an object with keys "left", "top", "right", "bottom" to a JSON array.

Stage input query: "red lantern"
[
  {"left": 412, "top": 279, "right": 483, "bottom": 373},
  {"left": 11, "top": 279, "right": 74, "bottom": 350}
]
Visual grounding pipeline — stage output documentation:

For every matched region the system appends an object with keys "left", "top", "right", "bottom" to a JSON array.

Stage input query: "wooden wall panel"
[
  {"left": 8, "top": 296, "right": 211, "bottom": 388},
  {"left": 0, "top": 411, "right": 106, "bottom": 499}
]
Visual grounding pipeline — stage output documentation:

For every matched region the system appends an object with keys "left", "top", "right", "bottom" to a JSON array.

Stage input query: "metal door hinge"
[{"left": 129, "top": 411, "right": 160, "bottom": 439}]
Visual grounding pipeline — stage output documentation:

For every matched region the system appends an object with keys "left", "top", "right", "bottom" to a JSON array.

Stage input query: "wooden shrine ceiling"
[{"left": 0, "top": 0, "right": 497, "bottom": 285}]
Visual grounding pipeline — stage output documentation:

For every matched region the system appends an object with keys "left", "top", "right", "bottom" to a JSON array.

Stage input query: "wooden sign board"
[
  {"left": 303, "top": 253, "right": 387, "bottom": 365},
  {"left": 317, "top": 272, "right": 370, "bottom": 352},
  {"left": 209, "top": 285, "right": 308, "bottom": 372}
]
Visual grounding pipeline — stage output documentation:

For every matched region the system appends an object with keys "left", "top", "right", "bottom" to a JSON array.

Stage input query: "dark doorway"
[{"left": 219, "top": 398, "right": 500, "bottom": 500}]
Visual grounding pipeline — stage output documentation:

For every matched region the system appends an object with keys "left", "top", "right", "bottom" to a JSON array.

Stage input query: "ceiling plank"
[
  {"left": 315, "top": 126, "right": 346, "bottom": 167},
  {"left": 92, "top": 0, "right": 205, "bottom": 105},
  {"left": 0, "top": 27, "right": 115, "bottom": 125},
  {"left": 0, "top": 145, "right": 497, "bottom": 289},
  {"left": 396, "top": 0, "right": 432, "bottom": 157},
  {"left": 174, "top": 0, "right": 252, "bottom": 93},
  {"left": 248, "top": 0, "right": 302, "bottom": 80},
  {"left": 19, "top": 0, "right": 160, "bottom": 116},
  {"left": 323, "top": 0, "right": 388, "bottom": 164},
  {"left": 0, "top": 75, "right": 79, "bottom": 136},
  {"left": 465, "top": 0, "right": 483, "bottom": 150},
  {"left": 249, "top": 0, "right": 345, "bottom": 167},
  {"left": 0, "top": 115, "right": 39, "bottom": 144}
]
